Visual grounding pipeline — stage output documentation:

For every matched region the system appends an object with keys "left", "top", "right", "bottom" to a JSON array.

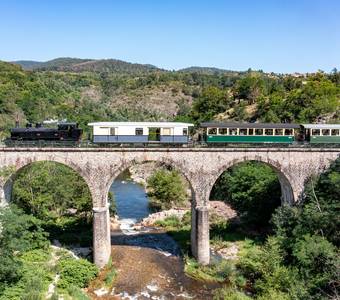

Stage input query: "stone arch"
[
  {"left": 1, "top": 158, "right": 93, "bottom": 205},
  {"left": 103, "top": 156, "right": 195, "bottom": 205},
  {"left": 209, "top": 156, "right": 295, "bottom": 206}
]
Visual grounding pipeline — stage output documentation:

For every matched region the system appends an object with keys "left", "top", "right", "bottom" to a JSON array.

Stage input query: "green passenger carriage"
[
  {"left": 200, "top": 122, "right": 301, "bottom": 144},
  {"left": 303, "top": 124, "right": 340, "bottom": 144}
]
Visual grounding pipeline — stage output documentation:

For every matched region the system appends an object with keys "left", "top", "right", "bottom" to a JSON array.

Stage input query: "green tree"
[
  {"left": 12, "top": 161, "right": 92, "bottom": 225},
  {"left": 191, "top": 86, "right": 230, "bottom": 122},
  {"left": 211, "top": 162, "right": 281, "bottom": 226},
  {"left": 233, "top": 75, "right": 265, "bottom": 104},
  {"left": 147, "top": 169, "right": 188, "bottom": 211},
  {"left": 0, "top": 205, "right": 48, "bottom": 293}
]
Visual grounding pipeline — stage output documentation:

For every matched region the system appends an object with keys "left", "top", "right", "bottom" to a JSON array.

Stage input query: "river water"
[
  {"left": 110, "top": 177, "right": 150, "bottom": 234},
  {"left": 89, "top": 176, "right": 219, "bottom": 299}
]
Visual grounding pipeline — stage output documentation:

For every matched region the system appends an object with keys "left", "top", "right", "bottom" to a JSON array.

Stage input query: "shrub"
[
  {"left": 213, "top": 287, "right": 251, "bottom": 300},
  {"left": 292, "top": 234, "right": 338, "bottom": 291},
  {"left": 0, "top": 205, "right": 49, "bottom": 293},
  {"left": 155, "top": 215, "right": 181, "bottom": 228},
  {"left": 57, "top": 258, "right": 98, "bottom": 289},
  {"left": 147, "top": 169, "right": 188, "bottom": 211}
]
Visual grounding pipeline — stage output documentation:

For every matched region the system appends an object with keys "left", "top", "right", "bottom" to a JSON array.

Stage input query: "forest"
[
  {"left": 0, "top": 59, "right": 339, "bottom": 139},
  {"left": 0, "top": 59, "right": 339, "bottom": 299}
]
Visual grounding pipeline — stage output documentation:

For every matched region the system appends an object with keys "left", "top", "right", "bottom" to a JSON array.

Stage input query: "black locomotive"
[{"left": 10, "top": 122, "right": 82, "bottom": 142}]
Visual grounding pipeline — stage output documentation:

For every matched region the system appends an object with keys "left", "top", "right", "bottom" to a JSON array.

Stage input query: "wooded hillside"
[{"left": 1, "top": 59, "right": 339, "bottom": 139}]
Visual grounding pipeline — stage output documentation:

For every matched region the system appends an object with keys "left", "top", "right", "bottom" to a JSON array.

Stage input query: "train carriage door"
[{"left": 148, "top": 127, "right": 160, "bottom": 141}]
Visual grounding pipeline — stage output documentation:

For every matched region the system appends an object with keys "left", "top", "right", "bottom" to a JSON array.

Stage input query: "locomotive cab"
[{"left": 57, "top": 123, "right": 83, "bottom": 141}]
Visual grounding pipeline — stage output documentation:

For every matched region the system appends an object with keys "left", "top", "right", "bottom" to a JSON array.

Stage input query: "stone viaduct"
[{"left": 0, "top": 147, "right": 339, "bottom": 268}]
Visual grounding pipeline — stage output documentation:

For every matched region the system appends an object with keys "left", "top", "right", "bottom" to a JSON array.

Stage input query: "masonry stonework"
[{"left": 0, "top": 147, "right": 339, "bottom": 267}]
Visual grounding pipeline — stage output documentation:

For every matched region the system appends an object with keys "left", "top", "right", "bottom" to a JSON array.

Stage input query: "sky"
[{"left": 0, "top": 0, "right": 339, "bottom": 73}]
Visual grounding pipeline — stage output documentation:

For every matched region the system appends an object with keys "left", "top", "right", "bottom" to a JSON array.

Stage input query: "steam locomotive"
[{"left": 10, "top": 122, "right": 82, "bottom": 142}]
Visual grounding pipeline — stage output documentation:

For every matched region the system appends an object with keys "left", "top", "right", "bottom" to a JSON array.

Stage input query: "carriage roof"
[
  {"left": 302, "top": 124, "right": 340, "bottom": 129},
  {"left": 200, "top": 122, "right": 300, "bottom": 129},
  {"left": 88, "top": 122, "right": 194, "bottom": 127}
]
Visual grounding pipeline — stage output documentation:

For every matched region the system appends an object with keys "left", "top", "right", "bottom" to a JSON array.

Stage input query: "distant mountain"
[
  {"left": 178, "top": 66, "right": 240, "bottom": 75},
  {"left": 12, "top": 57, "right": 163, "bottom": 74},
  {"left": 11, "top": 60, "right": 44, "bottom": 70}
]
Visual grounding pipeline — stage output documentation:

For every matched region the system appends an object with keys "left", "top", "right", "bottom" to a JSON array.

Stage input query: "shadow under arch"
[
  {"left": 209, "top": 157, "right": 295, "bottom": 206},
  {"left": 2, "top": 158, "right": 93, "bottom": 205}
]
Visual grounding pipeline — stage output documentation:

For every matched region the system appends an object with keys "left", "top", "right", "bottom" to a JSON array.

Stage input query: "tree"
[
  {"left": 233, "top": 75, "right": 265, "bottom": 104},
  {"left": 147, "top": 169, "right": 189, "bottom": 211},
  {"left": 211, "top": 162, "right": 281, "bottom": 226},
  {"left": 270, "top": 158, "right": 340, "bottom": 298},
  {"left": 191, "top": 86, "right": 230, "bottom": 122},
  {"left": 0, "top": 205, "right": 48, "bottom": 293},
  {"left": 12, "top": 161, "right": 92, "bottom": 225}
]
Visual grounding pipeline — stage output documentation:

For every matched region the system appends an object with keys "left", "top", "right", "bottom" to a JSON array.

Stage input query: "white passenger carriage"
[{"left": 88, "top": 122, "right": 194, "bottom": 144}]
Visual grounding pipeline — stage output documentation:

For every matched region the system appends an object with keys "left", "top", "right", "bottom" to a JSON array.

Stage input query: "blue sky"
[{"left": 0, "top": 0, "right": 339, "bottom": 73}]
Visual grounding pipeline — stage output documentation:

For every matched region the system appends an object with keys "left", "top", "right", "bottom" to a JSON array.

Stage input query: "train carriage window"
[
  {"left": 255, "top": 129, "right": 263, "bottom": 135},
  {"left": 331, "top": 129, "right": 339, "bottom": 136},
  {"left": 285, "top": 129, "right": 293, "bottom": 136},
  {"left": 135, "top": 128, "right": 144, "bottom": 135},
  {"left": 183, "top": 128, "right": 188, "bottom": 136},
  {"left": 219, "top": 128, "right": 228, "bottom": 135},
  {"left": 322, "top": 129, "right": 330, "bottom": 136},
  {"left": 230, "top": 128, "right": 238, "bottom": 135},
  {"left": 248, "top": 128, "right": 254, "bottom": 135},
  {"left": 239, "top": 128, "right": 247, "bottom": 135},
  {"left": 312, "top": 129, "right": 320, "bottom": 136},
  {"left": 110, "top": 127, "right": 116, "bottom": 136},
  {"left": 265, "top": 129, "right": 274, "bottom": 135},
  {"left": 275, "top": 129, "right": 283, "bottom": 135},
  {"left": 163, "top": 128, "right": 171, "bottom": 136},
  {"left": 208, "top": 128, "right": 217, "bottom": 135}
]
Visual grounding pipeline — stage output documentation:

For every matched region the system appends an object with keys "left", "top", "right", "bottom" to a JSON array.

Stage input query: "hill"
[
  {"left": 178, "top": 66, "right": 240, "bottom": 75},
  {"left": 11, "top": 60, "right": 44, "bottom": 70},
  {"left": 13, "top": 57, "right": 163, "bottom": 74},
  {"left": 1, "top": 60, "right": 339, "bottom": 140}
]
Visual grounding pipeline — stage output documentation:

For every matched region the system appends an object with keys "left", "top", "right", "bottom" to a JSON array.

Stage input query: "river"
[{"left": 88, "top": 175, "right": 219, "bottom": 299}]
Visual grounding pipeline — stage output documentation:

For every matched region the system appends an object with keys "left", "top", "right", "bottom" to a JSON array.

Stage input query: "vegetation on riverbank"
[
  {"left": 0, "top": 205, "right": 99, "bottom": 300},
  {"left": 155, "top": 159, "right": 340, "bottom": 300},
  {"left": 10, "top": 161, "right": 93, "bottom": 247}
]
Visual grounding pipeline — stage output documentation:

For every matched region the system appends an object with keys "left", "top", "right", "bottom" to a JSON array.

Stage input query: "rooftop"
[
  {"left": 200, "top": 122, "right": 300, "bottom": 129},
  {"left": 88, "top": 122, "right": 194, "bottom": 127}
]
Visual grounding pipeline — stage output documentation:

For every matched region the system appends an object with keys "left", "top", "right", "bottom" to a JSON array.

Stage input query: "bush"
[
  {"left": 147, "top": 169, "right": 188, "bottom": 211},
  {"left": 57, "top": 258, "right": 98, "bottom": 289},
  {"left": 213, "top": 287, "right": 251, "bottom": 300},
  {"left": 155, "top": 215, "right": 181, "bottom": 228},
  {"left": 0, "top": 205, "right": 49, "bottom": 293},
  {"left": 292, "top": 234, "right": 338, "bottom": 291}
]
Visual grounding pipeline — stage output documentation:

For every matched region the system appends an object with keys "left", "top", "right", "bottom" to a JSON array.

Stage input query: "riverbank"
[{"left": 88, "top": 225, "right": 222, "bottom": 299}]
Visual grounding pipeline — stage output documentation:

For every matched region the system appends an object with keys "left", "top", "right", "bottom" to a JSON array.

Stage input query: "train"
[
  {"left": 5, "top": 121, "right": 340, "bottom": 146},
  {"left": 9, "top": 122, "right": 83, "bottom": 142}
]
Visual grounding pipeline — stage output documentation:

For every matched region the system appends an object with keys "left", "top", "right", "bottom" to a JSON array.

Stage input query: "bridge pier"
[
  {"left": 0, "top": 184, "right": 5, "bottom": 207},
  {"left": 191, "top": 205, "right": 210, "bottom": 265},
  {"left": 93, "top": 205, "right": 111, "bottom": 268}
]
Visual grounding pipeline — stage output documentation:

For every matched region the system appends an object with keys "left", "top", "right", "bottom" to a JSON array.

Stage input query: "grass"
[
  {"left": 87, "top": 256, "right": 117, "bottom": 292},
  {"left": 185, "top": 256, "right": 235, "bottom": 283}
]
